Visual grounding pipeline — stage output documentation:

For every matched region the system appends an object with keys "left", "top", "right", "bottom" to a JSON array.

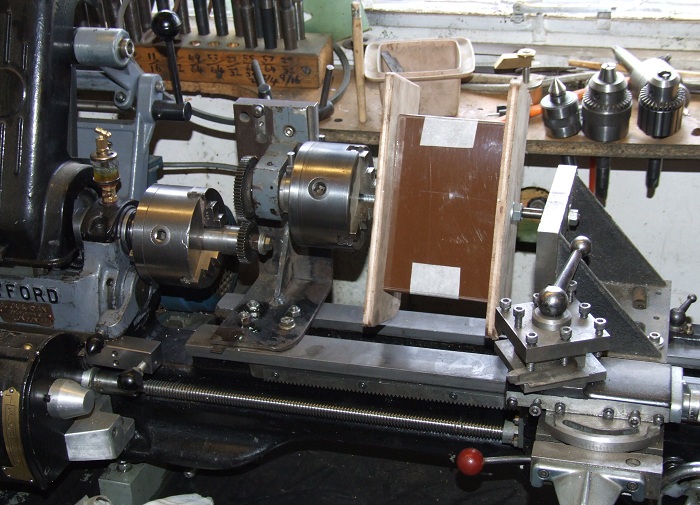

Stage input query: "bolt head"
[
  {"left": 653, "top": 414, "right": 664, "bottom": 425},
  {"left": 559, "top": 326, "right": 572, "bottom": 341},
  {"left": 253, "top": 105, "right": 265, "bottom": 117},
  {"left": 603, "top": 408, "right": 615, "bottom": 420},
  {"left": 115, "top": 92, "right": 127, "bottom": 103},
  {"left": 628, "top": 410, "right": 641, "bottom": 427},
  {"left": 513, "top": 306, "right": 525, "bottom": 317},
  {"left": 554, "top": 402, "right": 566, "bottom": 414},
  {"left": 278, "top": 316, "right": 296, "bottom": 330},
  {"left": 284, "top": 126, "right": 295, "bottom": 137},
  {"left": 247, "top": 300, "right": 260, "bottom": 312},
  {"left": 537, "top": 469, "right": 549, "bottom": 479},
  {"left": 287, "top": 305, "right": 301, "bottom": 318},
  {"left": 500, "top": 298, "right": 512, "bottom": 312},
  {"left": 506, "top": 397, "right": 518, "bottom": 408},
  {"left": 626, "top": 481, "right": 639, "bottom": 492},
  {"left": 567, "top": 208, "right": 580, "bottom": 228},
  {"left": 579, "top": 302, "right": 592, "bottom": 318},
  {"left": 594, "top": 318, "right": 607, "bottom": 332},
  {"left": 525, "top": 331, "right": 539, "bottom": 346}
]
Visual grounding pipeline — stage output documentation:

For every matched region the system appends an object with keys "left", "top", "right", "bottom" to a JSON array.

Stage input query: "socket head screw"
[
  {"left": 594, "top": 317, "right": 607, "bottom": 336},
  {"left": 529, "top": 399, "right": 542, "bottom": 417},
  {"left": 525, "top": 331, "right": 539, "bottom": 346},
  {"left": 506, "top": 397, "right": 518, "bottom": 408},
  {"left": 560, "top": 326, "right": 572, "bottom": 341},
  {"left": 513, "top": 306, "right": 525, "bottom": 328},
  {"left": 579, "top": 302, "right": 592, "bottom": 319},
  {"left": 603, "top": 407, "right": 615, "bottom": 420},
  {"left": 554, "top": 402, "right": 566, "bottom": 414},
  {"left": 500, "top": 298, "right": 512, "bottom": 312},
  {"left": 653, "top": 414, "right": 664, "bottom": 426}
]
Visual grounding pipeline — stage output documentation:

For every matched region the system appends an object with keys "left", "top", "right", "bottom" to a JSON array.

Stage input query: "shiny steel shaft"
[{"left": 144, "top": 380, "right": 504, "bottom": 441}]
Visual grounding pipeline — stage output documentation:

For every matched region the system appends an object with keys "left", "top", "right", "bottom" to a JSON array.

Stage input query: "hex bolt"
[
  {"left": 252, "top": 105, "right": 265, "bottom": 117},
  {"left": 554, "top": 402, "right": 566, "bottom": 415},
  {"left": 603, "top": 407, "right": 615, "bottom": 420},
  {"left": 238, "top": 310, "right": 251, "bottom": 326},
  {"left": 525, "top": 331, "right": 539, "bottom": 346},
  {"left": 560, "top": 326, "right": 572, "bottom": 341},
  {"left": 506, "top": 397, "right": 518, "bottom": 408},
  {"left": 653, "top": 414, "right": 665, "bottom": 425},
  {"left": 529, "top": 399, "right": 542, "bottom": 417},
  {"left": 246, "top": 300, "right": 261, "bottom": 313},
  {"left": 500, "top": 298, "right": 512, "bottom": 312},
  {"left": 537, "top": 469, "right": 550, "bottom": 479},
  {"left": 567, "top": 208, "right": 580, "bottom": 228},
  {"left": 513, "top": 306, "right": 525, "bottom": 328},
  {"left": 579, "top": 302, "right": 592, "bottom": 319},
  {"left": 278, "top": 316, "right": 296, "bottom": 330},
  {"left": 287, "top": 305, "right": 301, "bottom": 318},
  {"left": 628, "top": 410, "right": 641, "bottom": 428},
  {"left": 594, "top": 318, "right": 607, "bottom": 337}
]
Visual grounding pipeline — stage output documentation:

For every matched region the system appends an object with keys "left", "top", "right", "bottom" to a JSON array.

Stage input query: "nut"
[
  {"left": 278, "top": 316, "right": 296, "bottom": 330},
  {"left": 287, "top": 305, "right": 301, "bottom": 318},
  {"left": 246, "top": 300, "right": 261, "bottom": 313}
]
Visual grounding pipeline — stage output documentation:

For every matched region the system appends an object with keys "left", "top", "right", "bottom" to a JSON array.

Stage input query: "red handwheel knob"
[{"left": 456, "top": 448, "right": 484, "bottom": 476}]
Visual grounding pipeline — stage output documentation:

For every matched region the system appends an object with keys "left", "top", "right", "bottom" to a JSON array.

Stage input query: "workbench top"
[
  {"left": 182, "top": 72, "right": 700, "bottom": 158},
  {"left": 315, "top": 79, "right": 700, "bottom": 159}
]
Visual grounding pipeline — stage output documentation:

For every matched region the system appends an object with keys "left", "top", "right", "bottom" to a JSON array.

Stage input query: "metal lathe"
[{"left": 0, "top": 2, "right": 698, "bottom": 504}]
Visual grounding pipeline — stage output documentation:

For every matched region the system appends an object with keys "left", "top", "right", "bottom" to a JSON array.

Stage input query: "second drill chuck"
[{"left": 582, "top": 62, "right": 632, "bottom": 142}]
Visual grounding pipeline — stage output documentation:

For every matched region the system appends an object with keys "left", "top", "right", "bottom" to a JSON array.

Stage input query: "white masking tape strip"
[
  {"left": 409, "top": 262, "right": 461, "bottom": 300},
  {"left": 420, "top": 117, "right": 478, "bottom": 149}
]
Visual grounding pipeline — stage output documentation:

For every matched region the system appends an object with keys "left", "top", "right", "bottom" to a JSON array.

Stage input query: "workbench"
[
  {"left": 317, "top": 79, "right": 700, "bottom": 159},
  {"left": 181, "top": 70, "right": 700, "bottom": 158}
]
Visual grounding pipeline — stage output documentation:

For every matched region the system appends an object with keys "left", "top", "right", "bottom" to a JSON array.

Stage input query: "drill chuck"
[
  {"left": 582, "top": 63, "right": 632, "bottom": 143},
  {"left": 637, "top": 70, "right": 686, "bottom": 139}
]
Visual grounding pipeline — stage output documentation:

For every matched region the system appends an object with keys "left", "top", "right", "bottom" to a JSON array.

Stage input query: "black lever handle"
[
  {"left": 252, "top": 59, "right": 273, "bottom": 99},
  {"left": 151, "top": 7, "right": 184, "bottom": 105},
  {"left": 670, "top": 294, "right": 697, "bottom": 328}
]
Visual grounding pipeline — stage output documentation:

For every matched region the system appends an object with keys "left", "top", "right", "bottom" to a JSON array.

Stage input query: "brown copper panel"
[{"left": 383, "top": 114, "right": 505, "bottom": 301}]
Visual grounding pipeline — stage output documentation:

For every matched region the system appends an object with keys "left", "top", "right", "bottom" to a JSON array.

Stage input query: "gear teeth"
[
  {"left": 232, "top": 167, "right": 248, "bottom": 223},
  {"left": 233, "top": 156, "right": 257, "bottom": 223},
  {"left": 261, "top": 372, "right": 500, "bottom": 409},
  {"left": 236, "top": 220, "right": 257, "bottom": 264}
]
